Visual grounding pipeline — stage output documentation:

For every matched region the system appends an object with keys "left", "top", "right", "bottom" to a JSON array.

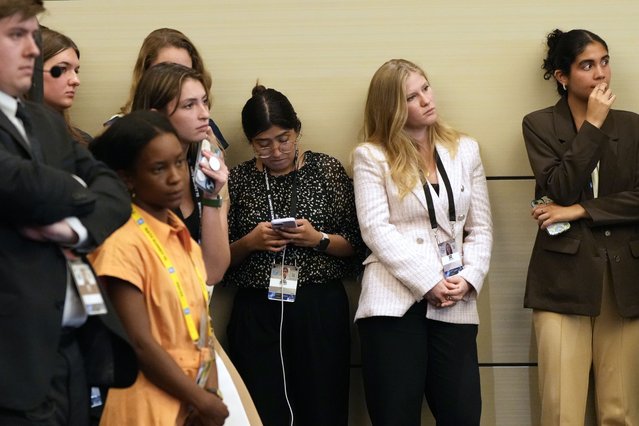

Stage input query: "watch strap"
[
  {"left": 314, "top": 232, "right": 330, "bottom": 252},
  {"left": 201, "top": 195, "right": 223, "bottom": 208}
]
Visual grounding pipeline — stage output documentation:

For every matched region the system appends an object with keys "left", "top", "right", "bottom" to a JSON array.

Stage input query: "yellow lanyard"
[{"left": 131, "top": 205, "right": 211, "bottom": 344}]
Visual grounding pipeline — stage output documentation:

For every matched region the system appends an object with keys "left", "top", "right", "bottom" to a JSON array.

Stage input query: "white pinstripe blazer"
[{"left": 353, "top": 137, "right": 493, "bottom": 324}]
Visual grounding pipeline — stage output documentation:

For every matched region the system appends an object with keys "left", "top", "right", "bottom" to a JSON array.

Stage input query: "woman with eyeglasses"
[
  {"left": 38, "top": 26, "right": 90, "bottom": 145},
  {"left": 222, "top": 84, "right": 362, "bottom": 426}
]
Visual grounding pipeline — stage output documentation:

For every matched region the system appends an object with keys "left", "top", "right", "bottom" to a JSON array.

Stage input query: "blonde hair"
[
  {"left": 120, "top": 28, "right": 212, "bottom": 115},
  {"left": 363, "top": 59, "right": 462, "bottom": 198}
]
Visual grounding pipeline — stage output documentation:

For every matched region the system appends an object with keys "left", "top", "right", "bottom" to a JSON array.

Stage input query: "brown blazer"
[{"left": 523, "top": 97, "right": 639, "bottom": 318}]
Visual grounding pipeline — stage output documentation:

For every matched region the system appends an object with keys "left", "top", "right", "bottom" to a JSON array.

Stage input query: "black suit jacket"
[
  {"left": 523, "top": 97, "right": 639, "bottom": 317},
  {"left": 0, "top": 100, "right": 134, "bottom": 411}
]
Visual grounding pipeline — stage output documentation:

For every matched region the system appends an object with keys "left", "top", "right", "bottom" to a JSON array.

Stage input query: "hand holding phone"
[
  {"left": 531, "top": 196, "right": 571, "bottom": 236},
  {"left": 194, "top": 139, "right": 221, "bottom": 193},
  {"left": 271, "top": 217, "right": 297, "bottom": 230}
]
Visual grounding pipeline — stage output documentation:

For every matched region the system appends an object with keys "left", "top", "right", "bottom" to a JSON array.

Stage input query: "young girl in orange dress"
[{"left": 89, "top": 110, "right": 228, "bottom": 425}]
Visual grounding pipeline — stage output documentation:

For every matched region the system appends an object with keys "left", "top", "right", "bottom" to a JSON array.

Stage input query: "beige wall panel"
[
  {"left": 477, "top": 180, "right": 539, "bottom": 363},
  {"left": 43, "top": 0, "right": 639, "bottom": 177},
  {"left": 41, "top": 1, "right": 636, "bottom": 423}
]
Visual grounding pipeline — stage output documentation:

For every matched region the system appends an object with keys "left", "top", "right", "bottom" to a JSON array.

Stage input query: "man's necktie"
[{"left": 15, "top": 102, "right": 43, "bottom": 161}]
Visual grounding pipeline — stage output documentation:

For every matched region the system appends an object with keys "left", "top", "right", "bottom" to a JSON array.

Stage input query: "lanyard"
[
  {"left": 423, "top": 151, "right": 456, "bottom": 231},
  {"left": 131, "top": 205, "right": 211, "bottom": 345},
  {"left": 189, "top": 167, "right": 203, "bottom": 238},
  {"left": 263, "top": 151, "right": 299, "bottom": 221}
]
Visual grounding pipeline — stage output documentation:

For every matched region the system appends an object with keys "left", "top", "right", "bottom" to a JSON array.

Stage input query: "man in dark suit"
[{"left": 0, "top": 1, "right": 133, "bottom": 424}]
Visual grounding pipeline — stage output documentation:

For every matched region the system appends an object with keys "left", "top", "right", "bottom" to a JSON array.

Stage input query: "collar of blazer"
[
  {"left": 553, "top": 96, "right": 618, "bottom": 144},
  {"left": 411, "top": 144, "right": 460, "bottom": 237},
  {"left": 553, "top": 97, "right": 619, "bottom": 197},
  {"left": 0, "top": 104, "right": 37, "bottom": 159}
]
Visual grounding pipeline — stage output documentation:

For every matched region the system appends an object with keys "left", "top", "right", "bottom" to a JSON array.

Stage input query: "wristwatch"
[
  {"left": 201, "top": 195, "right": 223, "bottom": 208},
  {"left": 314, "top": 232, "right": 330, "bottom": 252}
]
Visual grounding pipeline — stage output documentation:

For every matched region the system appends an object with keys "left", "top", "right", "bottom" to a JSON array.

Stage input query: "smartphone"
[
  {"left": 194, "top": 139, "right": 219, "bottom": 193},
  {"left": 271, "top": 217, "right": 297, "bottom": 229},
  {"left": 531, "top": 198, "right": 571, "bottom": 236}
]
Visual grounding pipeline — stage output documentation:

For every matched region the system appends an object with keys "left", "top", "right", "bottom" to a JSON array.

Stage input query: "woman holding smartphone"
[
  {"left": 223, "top": 84, "right": 362, "bottom": 426},
  {"left": 132, "top": 62, "right": 229, "bottom": 284},
  {"left": 524, "top": 29, "right": 639, "bottom": 424}
]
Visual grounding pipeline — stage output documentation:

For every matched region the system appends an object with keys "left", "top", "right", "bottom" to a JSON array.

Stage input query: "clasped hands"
[{"left": 424, "top": 275, "right": 471, "bottom": 308}]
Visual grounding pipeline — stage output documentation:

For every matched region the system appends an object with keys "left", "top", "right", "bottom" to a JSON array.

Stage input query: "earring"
[{"left": 562, "top": 83, "right": 567, "bottom": 91}]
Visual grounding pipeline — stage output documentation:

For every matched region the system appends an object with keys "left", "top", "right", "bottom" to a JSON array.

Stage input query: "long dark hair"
[{"left": 39, "top": 26, "right": 86, "bottom": 143}]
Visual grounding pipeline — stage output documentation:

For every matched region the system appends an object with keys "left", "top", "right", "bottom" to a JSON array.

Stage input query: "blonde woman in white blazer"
[{"left": 353, "top": 59, "right": 493, "bottom": 426}]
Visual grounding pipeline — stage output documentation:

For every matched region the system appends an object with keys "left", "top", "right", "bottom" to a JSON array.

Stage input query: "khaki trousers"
[{"left": 533, "top": 265, "right": 639, "bottom": 426}]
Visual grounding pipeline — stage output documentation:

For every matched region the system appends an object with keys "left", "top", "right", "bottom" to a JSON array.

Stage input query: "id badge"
[
  {"left": 268, "top": 264, "right": 298, "bottom": 302},
  {"left": 438, "top": 239, "right": 464, "bottom": 278},
  {"left": 195, "top": 348, "right": 213, "bottom": 388},
  {"left": 64, "top": 251, "right": 107, "bottom": 315}
]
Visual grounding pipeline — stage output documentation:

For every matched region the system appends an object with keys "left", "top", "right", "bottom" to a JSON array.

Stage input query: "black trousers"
[
  {"left": 0, "top": 329, "right": 89, "bottom": 426},
  {"left": 358, "top": 301, "right": 481, "bottom": 426},
  {"left": 227, "top": 280, "right": 350, "bottom": 426}
]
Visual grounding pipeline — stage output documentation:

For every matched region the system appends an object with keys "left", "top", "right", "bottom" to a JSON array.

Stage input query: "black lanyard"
[
  {"left": 263, "top": 152, "right": 299, "bottom": 220},
  {"left": 423, "top": 151, "right": 455, "bottom": 230}
]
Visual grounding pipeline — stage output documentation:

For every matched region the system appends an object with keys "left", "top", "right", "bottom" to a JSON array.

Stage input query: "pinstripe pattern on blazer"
[{"left": 353, "top": 136, "right": 493, "bottom": 324}]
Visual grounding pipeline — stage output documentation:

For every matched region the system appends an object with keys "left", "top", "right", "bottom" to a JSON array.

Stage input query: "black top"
[
  {"left": 223, "top": 151, "right": 363, "bottom": 288},
  {"left": 174, "top": 169, "right": 201, "bottom": 242}
]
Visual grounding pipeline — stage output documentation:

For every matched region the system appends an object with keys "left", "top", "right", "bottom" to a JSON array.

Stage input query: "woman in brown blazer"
[{"left": 524, "top": 29, "right": 639, "bottom": 425}]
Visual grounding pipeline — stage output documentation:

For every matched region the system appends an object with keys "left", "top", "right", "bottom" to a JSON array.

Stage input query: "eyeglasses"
[{"left": 253, "top": 131, "right": 296, "bottom": 159}]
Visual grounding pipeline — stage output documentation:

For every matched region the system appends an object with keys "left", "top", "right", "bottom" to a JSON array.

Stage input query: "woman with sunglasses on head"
[
  {"left": 223, "top": 84, "right": 362, "bottom": 426},
  {"left": 88, "top": 110, "right": 228, "bottom": 425},
  {"left": 132, "top": 62, "right": 229, "bottom": 285},
  {"left": 38, "top": 26, "right": 91, "bottom": 145},
  {"left": 524, "top": 29, "right": 639, "bottom": 425},
  {"left": 108, "top": 27, "right": 228, "bottom": 149}
]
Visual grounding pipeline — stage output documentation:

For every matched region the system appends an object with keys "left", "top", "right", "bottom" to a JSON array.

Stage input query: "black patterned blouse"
[{"left": 223, "top": 151, "right": 362, "bottom": 289}]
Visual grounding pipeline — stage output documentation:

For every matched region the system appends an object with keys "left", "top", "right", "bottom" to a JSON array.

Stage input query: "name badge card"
[
  {"left": 438, "top": 239, "right": 464, "bottom": 278},
  {"left": 64, "top": 250, "right": 107, "bottom": 315},
  {"left": 268, "top": 264, "right": 299, "bottom": 302}
]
